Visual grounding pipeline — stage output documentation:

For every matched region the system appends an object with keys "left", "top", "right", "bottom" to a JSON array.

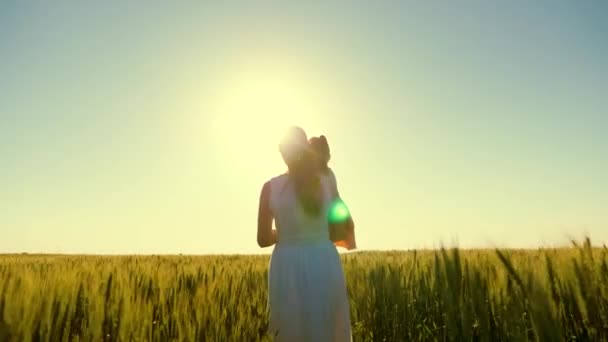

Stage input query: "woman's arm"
[
  {"left": 257, "top": 181, "right": 277, "bottom": 248},
  {"left": 327, "top": 168, "right": 357, "bottom": 250}
]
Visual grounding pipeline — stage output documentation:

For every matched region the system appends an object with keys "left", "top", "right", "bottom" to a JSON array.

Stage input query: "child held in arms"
[{"left": 309, "top": 135, "right": 357, "bottom": 250}]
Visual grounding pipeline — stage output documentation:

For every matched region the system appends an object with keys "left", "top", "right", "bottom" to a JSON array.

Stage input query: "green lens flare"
[{"left": 328, "top": 199, "right": 350, "bottom": 224}]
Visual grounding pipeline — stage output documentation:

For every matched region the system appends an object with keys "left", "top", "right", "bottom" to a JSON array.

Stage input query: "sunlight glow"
[{"left": 210, "top": 64, "right": 327, "bottom": 172}]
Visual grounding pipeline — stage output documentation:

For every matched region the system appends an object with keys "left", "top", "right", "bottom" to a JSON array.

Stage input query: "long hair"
[{"left": 285, "top": 149, "right": 322, "bottom": 216}]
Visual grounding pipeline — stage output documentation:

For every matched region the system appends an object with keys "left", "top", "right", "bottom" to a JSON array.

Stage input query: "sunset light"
[{"left": 208, "top": 63, "right": 327, "bottom": 171}]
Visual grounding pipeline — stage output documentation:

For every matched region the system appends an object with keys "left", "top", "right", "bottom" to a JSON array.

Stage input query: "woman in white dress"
[{"left": 257, "top": 126, "right": 352, "bottom": 341}]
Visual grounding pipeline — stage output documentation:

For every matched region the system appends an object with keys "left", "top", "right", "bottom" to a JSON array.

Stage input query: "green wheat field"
[{"left": 1, "top": 238, "right": 607, "bottom": 341}]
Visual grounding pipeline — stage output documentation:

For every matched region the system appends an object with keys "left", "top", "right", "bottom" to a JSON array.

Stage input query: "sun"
[{"left": 209, "top": 66, "right": 327, "bottom": 173}]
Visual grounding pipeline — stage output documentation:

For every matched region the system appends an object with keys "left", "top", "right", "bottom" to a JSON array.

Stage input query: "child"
[{"left": 309, "top": 135, "right": 357, "bottom": 250}]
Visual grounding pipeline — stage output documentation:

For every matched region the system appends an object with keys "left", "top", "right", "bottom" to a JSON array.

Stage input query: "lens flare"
[{"left": 328, "top": 199, "right": 350, "bottom": 224}]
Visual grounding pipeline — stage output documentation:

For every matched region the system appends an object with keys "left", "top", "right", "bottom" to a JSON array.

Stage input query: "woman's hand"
[{"left": 257, "top": 181, "right": 277, "bottom": 248}]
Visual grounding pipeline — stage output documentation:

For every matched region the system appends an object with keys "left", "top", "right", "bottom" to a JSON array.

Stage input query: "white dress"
[{"left": 267, "top": 173, "right": 352, "bottom": 342}]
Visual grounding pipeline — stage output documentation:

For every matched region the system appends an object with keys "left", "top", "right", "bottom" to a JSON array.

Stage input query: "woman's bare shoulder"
[
  {"left": 269, "top": 173, "right": 288, "bottom": 183},
  {"left": 266, "top": 173, "right": 289, "bottom": 192}
]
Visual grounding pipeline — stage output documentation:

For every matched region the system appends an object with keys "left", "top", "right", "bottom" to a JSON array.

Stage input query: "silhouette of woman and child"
[{"left": 257, "top": 126, "right": 356, "bottom": 341}]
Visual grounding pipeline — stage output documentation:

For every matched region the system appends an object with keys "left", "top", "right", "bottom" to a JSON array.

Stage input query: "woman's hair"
[
  {"left": 287, "top": 150, "right": 322, "bottom": 216},
  {"left": 279, "top": 127, "right": 323, "bottom": 216}
]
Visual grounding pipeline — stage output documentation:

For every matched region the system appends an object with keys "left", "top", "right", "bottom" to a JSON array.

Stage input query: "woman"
[
  {"left": 257, "top": 126, "right": 352, "bottom": 341},
  {"left": 309, "top": 135, "right": 357, "bottom": 250}
]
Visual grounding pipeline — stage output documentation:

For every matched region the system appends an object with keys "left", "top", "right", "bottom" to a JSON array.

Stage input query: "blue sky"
[{"left": 1, "top": 1, "right": 607, "bottom": 254}]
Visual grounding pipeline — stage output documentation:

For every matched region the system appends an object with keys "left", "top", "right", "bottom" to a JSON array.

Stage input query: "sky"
[{"left": 1, "top": 1, "right": 607, "bottom": 254}]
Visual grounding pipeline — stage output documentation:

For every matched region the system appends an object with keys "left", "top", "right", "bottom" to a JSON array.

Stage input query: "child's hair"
[{"left": 309, "top": 135, "right": 330, "bottom": 172}]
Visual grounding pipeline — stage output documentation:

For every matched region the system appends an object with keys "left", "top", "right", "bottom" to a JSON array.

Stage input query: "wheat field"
[{"left": 1, "top": 238, "right": 607, "bottom": 341}]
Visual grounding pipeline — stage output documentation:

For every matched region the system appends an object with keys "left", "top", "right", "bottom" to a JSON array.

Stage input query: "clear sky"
[{"left": 1, "top": 1, "right": 607, "bottom": 254}]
